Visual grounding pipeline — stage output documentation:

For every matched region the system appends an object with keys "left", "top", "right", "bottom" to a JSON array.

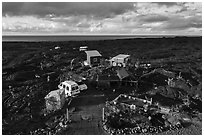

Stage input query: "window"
[
  {"left": 63, "top": 85, "right": 66, "bottom": 89},
  {"left": 93, "top": 58, "right": 98, "bottom": 62},
  {"left": 72, "top": 86, "right": 79, "bottom": 91},
  {"left": 124, "top": 58, "right": 128, "bottom": 63},
  {"left": 72, "top": 86, "right": 76, "bottom": 91},
  {"left": 66, "top": 86, "right": 69, "bottom": 91}
]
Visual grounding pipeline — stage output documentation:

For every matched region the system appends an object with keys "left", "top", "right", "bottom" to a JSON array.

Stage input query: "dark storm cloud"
[
  {"left": 2, "top": 2, "right": 134, "bottom": 18},
  {"left": 2, "top": 3, "right": 22, "bottom": 15}
]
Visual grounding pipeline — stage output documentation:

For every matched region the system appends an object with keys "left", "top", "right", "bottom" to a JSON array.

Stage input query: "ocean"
[{"left": 2, "top": 35, "right": 168, "bottom": 42}]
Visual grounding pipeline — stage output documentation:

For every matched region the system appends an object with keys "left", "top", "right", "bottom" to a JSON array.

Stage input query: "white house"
[
  {"left": 84, "top": 50, "right": 102, "bottom": 66},
  {"left": 110, "top": 54, "right": 130, "bottom": 67}
]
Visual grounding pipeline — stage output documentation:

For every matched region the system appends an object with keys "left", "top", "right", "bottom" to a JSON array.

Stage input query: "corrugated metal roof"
[
  {"left": 62, "top": 80, "right": 77, "bottom": 86},
  {"left": 85, "top": 50, "right": 102, "bottom": 57},
  {"left": 112, "top": 54, "right": 130, "bottom": 59}
]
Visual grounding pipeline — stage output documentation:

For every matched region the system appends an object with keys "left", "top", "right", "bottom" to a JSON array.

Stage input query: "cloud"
[
  {"left": 162, "top": 16, "right": 202, "bottom": 30},
  {"left": 76, "top": 22, "right": 91, "bottom": 28},
  {"left": 2, "top": 15, "right": 63, "bottom": 33},
  {"left": 140, "top": 14, "right": 169, "bottom": 23},
  {"left": 2, "top": 2, "right": 135, "bottom": 19},
  {"left": 153, "top": 2, "right": 178, "bottom": 7},
  {"left": 2, "top": 2, "right": 202, "bottom": 35},
  {"left": 136, "top": 2, "right": 186, "bottom": 15}
]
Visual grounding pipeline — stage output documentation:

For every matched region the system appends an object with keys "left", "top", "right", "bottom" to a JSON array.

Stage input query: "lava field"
[{"left": 2, "top": 36, "right": 202, "bottom": 135}]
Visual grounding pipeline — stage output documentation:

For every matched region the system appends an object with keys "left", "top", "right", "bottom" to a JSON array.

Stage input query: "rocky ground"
[{"left": 2, "top": 36, "right": 202, "bottom": 135}]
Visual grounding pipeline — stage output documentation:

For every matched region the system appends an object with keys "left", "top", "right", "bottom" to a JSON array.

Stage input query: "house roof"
[
  {"left": 98, "top": 74, "right": 120, "bottom": 81},
  {"left": 112, "top": 54, "right": 130, "bottom": 59},
  {"left": 62, "top": 80, "right": 78, "bottom": 86},
  {"left": 116, "top": 68, "right": 129, "bottom": 80},
  {"left": 85, "top": 50, "right": 102, "bottom": 57},
  {"left": 66, "top": 72, "right": 84, "bottom": 82}
]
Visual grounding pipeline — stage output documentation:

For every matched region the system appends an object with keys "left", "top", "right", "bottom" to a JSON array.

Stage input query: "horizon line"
[{"left": 2, "top": 34, "right": 202, "bottom": 37}]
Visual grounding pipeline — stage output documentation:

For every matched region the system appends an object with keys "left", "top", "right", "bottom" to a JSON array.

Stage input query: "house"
[
  {"left": 110, "top": 54, "right": 130, "bottom": 67},
  {"left": 85, "top": 50, "right": 102, "bottom": 67},
  {"left": 96, "top": 74, "right": 120, "bottom": 89},
  {"left": 44, "top": 89, "right": 65, "bottom": 112}
]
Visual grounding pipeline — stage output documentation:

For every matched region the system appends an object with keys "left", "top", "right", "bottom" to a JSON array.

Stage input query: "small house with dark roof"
[
  {"left": 96, "top": 74, "right": 120, "bottom": 89},
  {"left": 95, "top": 67, "right": 137, "bottom": 89}
]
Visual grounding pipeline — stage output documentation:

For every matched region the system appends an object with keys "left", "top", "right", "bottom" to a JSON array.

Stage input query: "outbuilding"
[
  {"left": 85, "top": 50, "right": 102, "bottom": 67},
  {"left": 110, "top": 54, "right": 130, "bottom": 67}
]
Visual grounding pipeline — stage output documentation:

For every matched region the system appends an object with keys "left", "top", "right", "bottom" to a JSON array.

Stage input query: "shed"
[
  {"left": 45, "top": 89, "right": 65, "bottom": 112},
  {"left": 110, "top": 54, "right": 130, "bottom": 67},
  {"left": 85, "top": 50, "right": 102, "bottom": 67}
]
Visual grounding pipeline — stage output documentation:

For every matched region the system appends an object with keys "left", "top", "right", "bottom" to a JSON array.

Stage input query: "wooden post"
[
  {"left": 102, "top": 108, "right": 104, "bottom": 121},
  {"left": 66, "top": 108, "right": 69, "bottom": 122},
  {"left": 40, "top": 62, "right": 43, "bottom": 70}
]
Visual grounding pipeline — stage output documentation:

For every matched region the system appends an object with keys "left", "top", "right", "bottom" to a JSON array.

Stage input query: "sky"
[{"left": 2, "top": 2, "right": 202, "bottom": 35}]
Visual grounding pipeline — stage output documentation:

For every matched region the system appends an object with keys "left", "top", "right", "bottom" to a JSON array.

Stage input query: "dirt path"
[{"left": 62, "top": 104, "right": 106, "bottom": 134}]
